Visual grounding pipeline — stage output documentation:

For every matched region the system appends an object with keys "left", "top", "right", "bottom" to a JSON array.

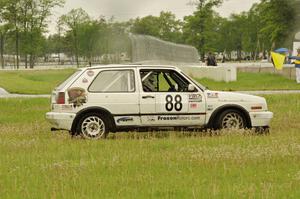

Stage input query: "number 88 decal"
[{"left": 165, "top": 95, "right": 183, "bottom": 112}]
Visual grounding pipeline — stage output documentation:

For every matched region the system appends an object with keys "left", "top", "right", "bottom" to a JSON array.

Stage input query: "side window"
[
  {"left": 89, "top": 70, "right": 135, "bottom": 92},
  {"left": 140, "top": 71, "right": 158, "bottom": 92},
  {"left": 140, "top": 69, "right": 193, "bottom": 92}
]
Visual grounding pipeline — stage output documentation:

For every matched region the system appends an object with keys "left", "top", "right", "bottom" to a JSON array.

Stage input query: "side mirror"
[{"left": 188, "top": 84, "right": 196, "bottom": 92}]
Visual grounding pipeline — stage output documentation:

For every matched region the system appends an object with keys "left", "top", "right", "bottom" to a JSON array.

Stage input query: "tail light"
[{"left": 56, "top": 92, "right": 65, "bottom": 104}]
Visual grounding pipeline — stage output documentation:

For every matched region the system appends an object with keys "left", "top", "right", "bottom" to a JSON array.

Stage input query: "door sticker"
[
  {"left": 165, "top": 95, "right": 183, "bottom": 112},
  {"left": 189, "top": 94, "right": 202, "bottom": 102}
]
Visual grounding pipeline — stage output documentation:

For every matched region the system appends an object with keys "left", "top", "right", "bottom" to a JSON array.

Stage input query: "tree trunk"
[
  {"left": 75, "top": 52, "right": 79, "bottom": 68},
  {"left": 199, "top": 35, "right": 205, "bottom": 62},
  {"left": 15, "top": 30, "right": 19, "bottom": 69},
  {"left": 0, "top": 33, "right": 4, "bottom": 69},
  {"left": 25, "top": 55, "right": 28, "bottom": 69},
  {"left": 271, "top": 42, "right": 276, "bottom": 51},
  {"left": 58, "top": 52, "right": 61, "bottom": 65},
  {"left": 254, "top": 38, "right": 260, "bottom": 61},
  {"left": 58, "top": 32, "right": 61, "bottom": 65},
  {"left": 29, "top": 54, "right": 34, "bottom": 68},
  {"left": 29, "top": 29, "right": 35, "bottom": 68},
  {"left": 237, "top": 48, "right": 242, "bottom": 62},
  {"left": 74, "top": 30, "right": 79, "bottom": 68}
]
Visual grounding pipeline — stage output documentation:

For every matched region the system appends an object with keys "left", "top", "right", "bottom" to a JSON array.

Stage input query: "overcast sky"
[{"left": 48, "top": 0, "right": 260, "bottom": 33}]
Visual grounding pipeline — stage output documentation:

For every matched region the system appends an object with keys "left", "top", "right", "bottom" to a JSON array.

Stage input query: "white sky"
[{"left": 48, "top": 0, "right": 260, "bottom": 33}]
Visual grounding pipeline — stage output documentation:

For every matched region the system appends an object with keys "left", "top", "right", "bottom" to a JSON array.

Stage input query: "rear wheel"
[
  {"left": 216, "top": 109, "right": 247, "bottom": 130},
  {"left": 77, "top": 112, "right": 109, "bottom": 139}
]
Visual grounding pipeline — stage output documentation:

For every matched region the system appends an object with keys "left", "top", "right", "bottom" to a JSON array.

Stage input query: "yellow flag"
[{"left": 271, "top": 52, "right": 285, "bottom": 70}]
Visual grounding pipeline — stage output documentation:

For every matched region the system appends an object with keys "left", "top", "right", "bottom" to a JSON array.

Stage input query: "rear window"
[
  {"left": 89, "top": 70, "right": 135, "bottom": 92},
  {"left": 56, "top": 70, "right": 82, "bottom": 91}
]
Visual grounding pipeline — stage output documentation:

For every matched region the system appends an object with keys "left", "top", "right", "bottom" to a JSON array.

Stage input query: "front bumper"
[
  {"left": 249, "top": 111, "right": 273, "bottom": 127},
  {"left": 46, "top": 112, "right": 76, "bottom": 131}
]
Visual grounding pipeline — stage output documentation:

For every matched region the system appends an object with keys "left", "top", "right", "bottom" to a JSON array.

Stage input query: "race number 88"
[{"left": 165, "top": 95, "right": 182, "bottom": 111}]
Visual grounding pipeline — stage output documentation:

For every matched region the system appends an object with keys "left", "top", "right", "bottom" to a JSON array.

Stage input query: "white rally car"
[{"left": 46, "top": 65, "right": 273, "bottom": 139}]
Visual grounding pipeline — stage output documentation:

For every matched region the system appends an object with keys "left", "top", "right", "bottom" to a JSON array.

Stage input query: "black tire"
[
  {"left": 76, "top": 112, "right": 109, "bottom": 139},
  {"left": 216, "top": 109, "right": 247, "bottom": 130}
]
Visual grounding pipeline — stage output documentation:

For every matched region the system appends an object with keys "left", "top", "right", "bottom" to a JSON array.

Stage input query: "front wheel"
[
  {"left": 216, "top": 109, "right": 247, "bottom": 130},
  {"left": 77, "top": 113, "right": 109, "bottom": 139}
]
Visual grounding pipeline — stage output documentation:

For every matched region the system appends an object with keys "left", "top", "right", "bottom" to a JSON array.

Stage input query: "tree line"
[{"left": 0, "top": 0, "right": 298, "bottom": 68}]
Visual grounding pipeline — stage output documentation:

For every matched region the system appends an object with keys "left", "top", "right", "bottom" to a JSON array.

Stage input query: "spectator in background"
[
  {"left": 288, "top": 48, "right": 300, "bottom": 83},
  {"left": 222, "top": 53, "right": 226, "bottom": 63},
  {"left": 207, "top": 52, "right": 217, "bottom": 66}
]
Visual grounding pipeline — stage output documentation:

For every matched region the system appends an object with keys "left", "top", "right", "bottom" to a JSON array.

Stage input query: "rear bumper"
[
  {"left": 46, "top": 112, "right": 76, "bottom": 131},
  {"left": 249, "top": 111, "right": 273, "bottom": 127}
]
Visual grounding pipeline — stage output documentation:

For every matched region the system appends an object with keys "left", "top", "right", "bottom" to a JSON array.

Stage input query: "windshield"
[{"left": 56, "top": 70, "right": 82, "bottom": 91}]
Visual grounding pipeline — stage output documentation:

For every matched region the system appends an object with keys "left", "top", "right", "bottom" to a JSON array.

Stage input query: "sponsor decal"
[
  {"left": 67, "top": 87, "right": 87, "bottom": 107},
  {"left": 189, "top": 94, "right": 202, "bottom": 102},
  {"left": 207, "top": 104, "right": 214, "bottom": 111},
  {"left": 157, "top": 115, "right": 201, "bottom": 121},
  {"left": 87, "top": 70, "right": 95, "bottom": 77},
  {"left": 82, "top": 78, "right": 89, "bottom": 83},
  {"left": 207, "top": 92, "right": 219, "bottom": 98},
  {"left": 190, "top": 103, "right": 198, "bottom": 109},
  {"left": 146, "top": 116, "right": 156, "bottom": 122},
  {"left": 117, "top": 117, "right": 134, "bottom": 123}
]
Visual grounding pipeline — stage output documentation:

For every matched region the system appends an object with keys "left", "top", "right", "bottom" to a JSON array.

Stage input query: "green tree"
[
  {"left": 24, "top": 0, "right": 64, "bottom": 68},
  {"left": 1, "top": 0, "right": 64, "bottom": 68},
  {"left": 183, "top": 0, "right": 223, "bottom": 61},
  {"left": 157, "top": 12, "right": 183, "bottom": 43},
  {"left": 255, "top": 0, "right": 296, "bottom": 50},
  {"left": 1, "top": 0, "right": 22, "bottom": 68},
  {"left": 46, "top": 19, "right": 64, "bottom": 64},
  {"left": 130, "top": 11, "right": 183, "bottom": 43},
  {"left": 0, "top": 25, "right": 9, "bottom": 69},
  {"left": 131, "top": 15, "right": 160, "bottom": 37},
  {"left": 77, "top": 20, "right": 105, "bottom": 64},
  {"left": 60, "top": 8, "right": 90, "bottom": 67},
  {"left": 218, "top": 13, "right": 248, "bottom": 61}
]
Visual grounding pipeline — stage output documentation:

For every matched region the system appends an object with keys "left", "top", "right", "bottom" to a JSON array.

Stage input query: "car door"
[{"left": 139, "top": 68, "right": 206, "bottom": 127}]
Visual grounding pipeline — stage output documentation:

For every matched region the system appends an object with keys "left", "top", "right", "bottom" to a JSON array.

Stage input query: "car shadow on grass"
[
  {"left": 105, "top": 129, "right": 269, "bottom": 140},
  {"left": 66, "top": 128, "right": 269, "bottom": 140}
]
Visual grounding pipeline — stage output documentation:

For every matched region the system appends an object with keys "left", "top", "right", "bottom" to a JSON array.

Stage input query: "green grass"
[
  {"left": 0, "top": 95, "right": 299, "bottom": 198},
  {"left": 1, "top": 70, "right": 300, "bottom": 94},
  {"left": 197, "top": 72, "right": 300, "bottom": 91},
  {"left": 0, "top": 69, "right": 76, "bottom": 94}
]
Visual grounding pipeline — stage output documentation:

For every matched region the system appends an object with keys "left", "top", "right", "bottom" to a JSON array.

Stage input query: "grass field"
[
  {"left": 1, "top": 70, "right": 300, "bottom": 94},
  {"left": 0, "top": 95, "right": 299, "bottom": 198},
  {"left": 0, "top": 69, "right": 75, "bottom": 94},
  {"left": 196, "top": 72, "right": 300, "bottom": 91}
]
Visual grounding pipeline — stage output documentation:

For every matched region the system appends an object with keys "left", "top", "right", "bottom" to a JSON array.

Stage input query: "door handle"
[{"left": 142, "top": 95, "right": 155, "bottom": 99}]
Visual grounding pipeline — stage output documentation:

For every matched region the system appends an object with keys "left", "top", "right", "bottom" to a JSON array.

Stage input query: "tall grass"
[{"left": 0, "top": 95, "right": 299, "bottom": 198}]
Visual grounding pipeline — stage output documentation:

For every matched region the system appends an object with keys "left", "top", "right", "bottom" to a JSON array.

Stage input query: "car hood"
[{"left": 205, "top": 90, "right": 266, "bottom": 103}]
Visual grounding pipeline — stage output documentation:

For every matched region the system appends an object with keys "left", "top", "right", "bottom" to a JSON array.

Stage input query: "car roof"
[{"left": 81, "top": 64, "right": 177, "bottom": 70}]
